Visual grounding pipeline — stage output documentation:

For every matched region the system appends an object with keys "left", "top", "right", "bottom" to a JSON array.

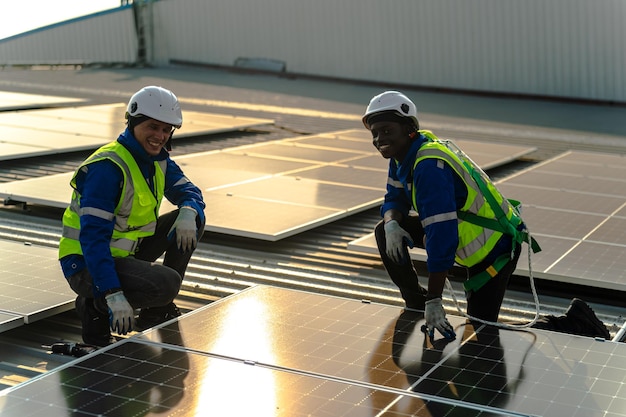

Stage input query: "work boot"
[
  {"left": 135, "top": 302, "right": 181, "bottom": 331},
  {"left": 565, "top": 298, "right": 610, "bottom": 340},
  {"left": 75, "top": 296, "right": 115, "bottom": 347}
]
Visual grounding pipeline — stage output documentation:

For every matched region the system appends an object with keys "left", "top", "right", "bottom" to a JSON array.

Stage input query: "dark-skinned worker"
[
  {"left": 59, "top": 86, "right": 206, "bottom": 346},
  {"left": 363, "top": 90, "right": 610, "bottom": 341}
]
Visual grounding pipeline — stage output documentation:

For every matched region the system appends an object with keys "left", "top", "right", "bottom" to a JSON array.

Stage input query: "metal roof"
[{"left": 1, "top": 64, "right": 625, "bottom": 391}]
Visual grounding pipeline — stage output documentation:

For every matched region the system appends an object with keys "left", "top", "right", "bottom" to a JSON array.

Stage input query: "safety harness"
[{"left": 441, "top": 139, "right": 541, "bottom": 291}]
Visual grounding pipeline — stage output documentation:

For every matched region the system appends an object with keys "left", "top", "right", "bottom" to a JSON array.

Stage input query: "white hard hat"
[
  {"left": 362, "top": 91, "right": 418, "bottom": 130},
  {"left": 125, "top": 86, "right": 183, "bottom": 128}
]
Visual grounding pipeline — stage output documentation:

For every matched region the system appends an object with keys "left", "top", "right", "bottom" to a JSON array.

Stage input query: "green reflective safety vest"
[
  {"left": 413, "top": 131, "right": 540, "bottom": 291},
  {"left": 59, "top": 141, "right": 166, "bottom": 259}
]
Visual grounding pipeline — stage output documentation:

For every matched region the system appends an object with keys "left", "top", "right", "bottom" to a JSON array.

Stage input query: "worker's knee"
[{"left": 160, "top": 268, "right": 183, "bottom": 299}]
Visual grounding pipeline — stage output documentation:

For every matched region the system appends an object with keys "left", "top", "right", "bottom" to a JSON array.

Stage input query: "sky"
[{"left": 0, "top": 0, "right": 122, "bottom": 40}]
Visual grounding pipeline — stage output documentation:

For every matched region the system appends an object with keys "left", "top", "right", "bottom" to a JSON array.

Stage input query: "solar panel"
[
  {"left": 453, "top": 139, "right": 537, "bottom": 170},
  {"left": 544, "top": 242, "right": 626, "bottom": 289},
  {"left": 0, "top": 130, "right": 536, "bottom": 241},
  {"left": 0, "top": 103, "right": 273, "bottom": 161},
  {"left": 0, "top": 312, "right": 22, "bottom": 333},
  {"left": 349, "top": 150, "right": 626, "bottom": 292},
  {"left": 0, "top": 141, "right": 54, "bottom": 161},
  {"left": 2, "top": 285, "right": 624, "bottom": 416},
  {"left": 517, "top": 206, "right": 604, "bottom": 239},
  {"left": 505, "top": 170, "right": 626, "bottom": 198},
  {"left": 0, "top": 341, "right": 507, "bottom": 416},
  {"left": 496, "top": 183, "right": 623, "bottom": 215},
  {"left": 0, "top": 240, "right": 74, "bottom": 327},
  {"left": 0, "top": 172, "right": 72, "bottom": 208},
  {"left": 499, "top": 150, "right": 626, "bottom": 291},
  {"left": 0, "top": 91, "right": 85, "bottom": 111},
  {"left": 191, "top": 193, "right": 340, "bottom": 240}
]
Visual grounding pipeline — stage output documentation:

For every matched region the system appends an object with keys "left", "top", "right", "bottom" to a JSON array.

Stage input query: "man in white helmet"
[
  {"left": 363, "top": 91, "right": 610, "bottom": 341},
  {"left": 59, "top": 86, "right": 206, "bottom": 346}
]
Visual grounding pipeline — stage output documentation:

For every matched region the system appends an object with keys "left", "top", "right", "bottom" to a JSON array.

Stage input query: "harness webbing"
[{"left": 442, "top": 140, "right": 541, "bottom": 291}]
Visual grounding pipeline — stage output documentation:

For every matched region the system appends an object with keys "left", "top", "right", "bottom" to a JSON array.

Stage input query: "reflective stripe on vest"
[
  {"left": 413, "top": 131, "right": 513, "bottom": 268},
  {"left": 59, "top": 141, "right": 165, "bottom": 259},
  {"left": 387, "top": 177, "right": 404, "bottom": 190}
]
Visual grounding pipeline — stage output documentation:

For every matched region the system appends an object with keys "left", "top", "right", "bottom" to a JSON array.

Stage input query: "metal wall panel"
[
  {"left": 0, "top": 8, "right": 137, "bottom": 65},
  {"left": 157, "top": 0, "right": 626, "bottom": 102},
  {"left": 2, "top": 0, "right": 625, "bottom": 102}
]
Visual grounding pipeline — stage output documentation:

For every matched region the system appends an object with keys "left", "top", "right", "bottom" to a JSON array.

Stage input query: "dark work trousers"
[
  {"left": 68, "top": 209, "right": 206, "bottom": 310},
  {"left": 374, "top": 216, "right": 521, "bottom": 322},
  {"left": 374, "top": 216, "right": 428, "bottom": 309}
]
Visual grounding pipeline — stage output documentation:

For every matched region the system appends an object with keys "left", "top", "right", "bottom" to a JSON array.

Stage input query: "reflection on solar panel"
[
  {"left": 2, "top": 285, "right": 623, "bottom": 416},
  {"left": 0, "top": 239, "right": 74, "bottom": 329},
  {"left": 0, "top": 103, "right": 273, "bottom": 161},
  {"left": 0, "top": 91, "right": 85, "bottom": 111},
  {"left": 349, "top": 150, "right": 626, "bottom": 292},
  {"left": 0, "top": 131, "right": 535, "bottom": 241}
]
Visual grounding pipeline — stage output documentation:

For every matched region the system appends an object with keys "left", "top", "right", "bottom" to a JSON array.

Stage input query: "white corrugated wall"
[
  {"left": 156, "top": 0, "right": 626, "bottom": 102},
  {"left": 0, "top": 8, "right": 137, "bottom": 65},
  {"left": 2, "top": 0, "right": 626, "bottom": 103}
]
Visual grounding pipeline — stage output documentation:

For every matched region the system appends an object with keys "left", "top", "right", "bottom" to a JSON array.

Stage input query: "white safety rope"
[
  {"left": 439, "top": 139, "right": 541, "bottom": 330},
  {"left": 446, "top": 211, "right": 541, "bottom": 330}
]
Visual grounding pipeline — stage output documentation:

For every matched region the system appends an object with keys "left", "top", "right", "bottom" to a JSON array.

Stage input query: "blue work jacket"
[{"left": 59, "top": 128, "right": 205, "bottom": 297}]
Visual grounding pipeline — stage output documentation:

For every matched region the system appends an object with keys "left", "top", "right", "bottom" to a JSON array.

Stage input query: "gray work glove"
[
  {"left": 424, "top": 297, "right": 456, "bottom": 340},
  {"left": 105, "top": 291, "right": 134, "bottom": 335},
  {"left": 384, "top": 220, "right": 414, "bottom": 264},
  {"left": 168, "top": 207, "right": 198, "bottom": 252}
]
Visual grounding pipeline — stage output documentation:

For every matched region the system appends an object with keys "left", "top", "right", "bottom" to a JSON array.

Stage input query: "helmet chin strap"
[{"left": 165, "top": 132, "right": 173, "bottom": 151}]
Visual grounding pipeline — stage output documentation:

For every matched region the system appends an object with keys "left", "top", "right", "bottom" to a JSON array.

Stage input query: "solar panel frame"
[
  {"left": 0, "top": 340, "right": 509, "bottom": 417},
  {"left": 0, "top": 172, "right": 72, "bottom": 209},
  {"left": 0, "top": 130, "right": 536, "bottom": 242},
  {"left": 0, "top": 91, "right": 85, "bottom": 111},
  {"left": 0, "top": 312, "right": 23, "bottom": 333},
  {"left": 3, "top": 285, "right": 624, "bottom": 417},
  {"left": 0, "top": 103, "right": 274, "bottom": 161},
  {"left": 0, "top": 240, "right": 74, "bottom": 326}
]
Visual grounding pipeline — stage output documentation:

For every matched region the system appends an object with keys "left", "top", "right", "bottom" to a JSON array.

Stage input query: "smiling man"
[
  {"left": 363, "top": 91, "right": 609, "bottom": 341},
  {"left": 59, "top": 86, "right": 206, "bottom": 346}
]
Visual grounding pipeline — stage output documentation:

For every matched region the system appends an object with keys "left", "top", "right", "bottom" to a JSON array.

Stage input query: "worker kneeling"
[
  {"left": 59, "top": 86, "right": 206, "bottom": 346},
  {"left": 363, "top": 91, "right": 609, "bottom": 341}
]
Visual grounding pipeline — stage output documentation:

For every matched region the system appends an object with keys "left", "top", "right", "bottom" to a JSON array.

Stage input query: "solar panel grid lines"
[
  {"left": 0, "top": 341, "right": 484, "bottom": 417},
  {"left": 348, "top": 149, "right": 626, "bottom": 292},
  {"left": 497, "top": 150, "right": 626, "bottom": 290},
  {"left": 0, "top": 129, "right": 536, "bottom": 241},
  {"left": 0, "top": 239, "right": 74, "bottom": 326},
  {"left": 153, "top": 131, "right": 536, "bottom": 241},
  {"left": 2, "top": 285, "right": 624, "bottom": 416}
]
